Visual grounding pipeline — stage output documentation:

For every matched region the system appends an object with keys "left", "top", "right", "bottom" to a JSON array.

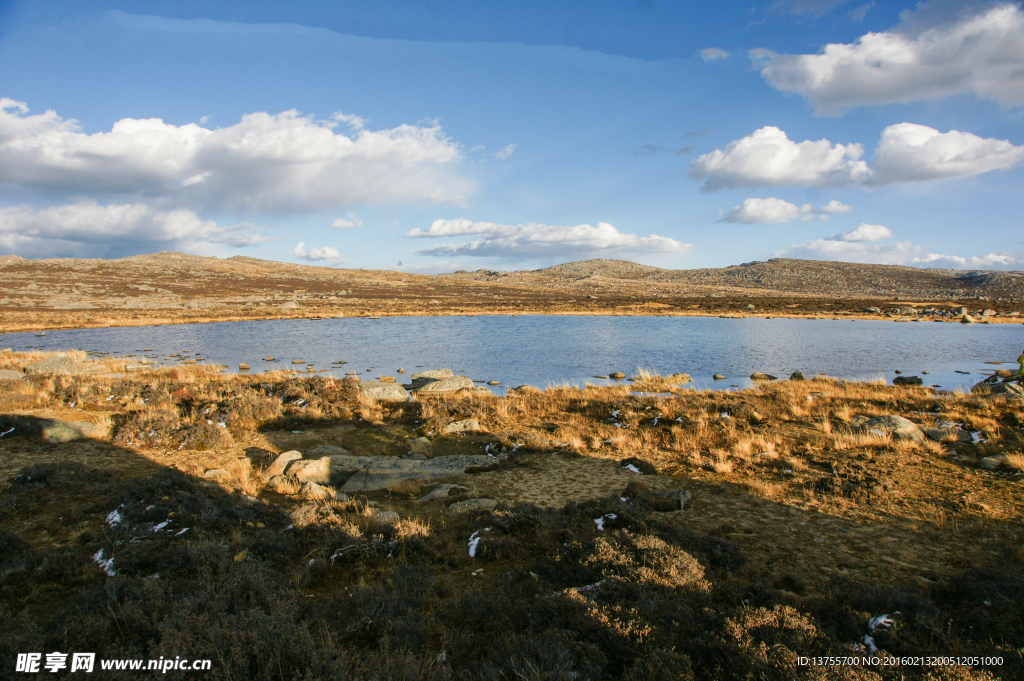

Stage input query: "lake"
[{"left": 4, "top": 315, "right": 1023, "bottom": 394}]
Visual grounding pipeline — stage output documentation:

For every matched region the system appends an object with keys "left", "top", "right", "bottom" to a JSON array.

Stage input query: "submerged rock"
[
  {"left": 750, "top": 372, "right": 777, "bottom": 381},
  {"left": 893, "top": 376, "right": 923, "bottom": 386}
]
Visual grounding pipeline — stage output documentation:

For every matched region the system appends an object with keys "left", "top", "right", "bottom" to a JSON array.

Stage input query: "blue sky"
[{"left": 0, "top": 0, "right": 1022, "bottom": 272}]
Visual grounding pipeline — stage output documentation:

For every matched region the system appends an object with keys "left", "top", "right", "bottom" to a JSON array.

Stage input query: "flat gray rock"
[
  {"left": 0, "top": 369, "right": 24, "bottom": 381},
  {"left": 417, "top": 483, "right": 468, "bottom": 502},
  {"left": 448, "top": 498, "right": 498, "bottom": 514},
  {"left": 359, "top": 381, "right": 410, "bottom": 401},
  {"left": 862, "top": 415, "right": 925, "bottom": 442},
  {"left": 39, "top": 418, "right": 106, "bottom": 443},
  {"left": 443, "top": 418, "right": 483, "bottom": 434},
  {"left": 923, "top": 427, "right": 971, "bottom": 443},
  {"left": 416, "top": 375, "right": 474, "bottom": 395},
  {"left": 301, "top": 481, "right": 333, "bottom": 500},
  {"left": 304, "top": 445, "right": 351, "bottom": 457},
  {"left": 26, "top": 354, "right": 84, "bottom": 376},
  {"left": 750, "top": 372, "right": 777, "bottom": 381},
  {"left": 977, "top": 453, "right": 1010, "bottom": 471}
]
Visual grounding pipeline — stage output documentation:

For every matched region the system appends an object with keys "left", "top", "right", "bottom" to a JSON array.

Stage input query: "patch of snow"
[
  {"left": 106, "top": 509, "right": 122, "bottom": 526},
  {"left": 151, "top": 520, "right": 170, "bottom": 532},
  {"left": 971, "top": 431, "right": 988, "bottom": 444},
  {"left": 175, "top": 527, "right": 189, "bottom": 536},
  {"left": 868, "top": 613, "right": 899, "bottom": 631},
  {"left": 593, "top": 514, "right": 617, "bottom": 531},
  {"left": 624, "top": 464, "right": 641, "bottom": 474},
  {"left": 93, "top": 549, "right": 116, "bottom": 576},
  {"left": 0, "top": 427, "right": 14, "bottom": 437}
]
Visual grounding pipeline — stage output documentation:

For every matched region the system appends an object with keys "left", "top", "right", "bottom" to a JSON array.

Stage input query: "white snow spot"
[
  {"left": 175, "top": 527, "right": 189, "bottom": 536},
  {"left": 151, "top": 520, "right": 170, "bottom": 532},
  {"left": 869, "top": 612, "right": 899, "bottom": 631},
  {"left": 0, "top": 427, "right": 14, "bottom": 437},
  {"left": 624, "top": 464, "right": 641, "bottom": 474},
  {"left": 593, "top": 514, "right": 617, "bottom": 531},
  {"left": 720, "top": 412, "right": 729, "bottom": 418},
  {"left": 217, "top": 422, "right": 226, "bottom": 428},
  {"left": 971, "top": 431, "right": 988, "bottom": 444},
  {"left": 862, "top": 634, "right": 878, "bottom": 654},
  {"left": 106, "top": 509, "right": 122, "bottom": 526},
  {"left": 468, "top": 528, "right": 491, "bottom": 557},
  {"left": 93, "top": 549, "right": 116, "bottom": 576},
  {"left": 145, "top": 504, "right": 155, "bottom": 511}
]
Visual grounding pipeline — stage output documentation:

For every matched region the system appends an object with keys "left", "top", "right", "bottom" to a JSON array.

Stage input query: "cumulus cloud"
[
  {"left": 873, "top": 123, "right": 1024, "bottom": 183},
  {"left": 292, "top": 241, "right": 345, "bottom": 264},
  {"left": 825, "top": 222, "right": 892, "bottom": 241},
  {"left": 331, "top": 212, "right": 363, "bottom": 228},
  {"left": 690, "top": 124, "right": 1024, "bottom": 191},
  {"left": 752, "top": 3, "right": 1024, "bottom": 113},
  {"left": 699, "top": 48, "right": 729, "bottom": 62},
  {"left": 0, "top": 201, "right": 266, "bottom": 259},
  {"left": 0, "top": 98, "right": 469, "bottom": 214},
  {"left": 407, "top": 219, "right": 692, "bottom": 259},
  {"left": 687, "top": 126, "right": 871, "bottom": 192},
  {"left": 777, "top": 225, "right": 1024, "bottom": 269},
  {"left": 492, "top": 144, "right": 516, "bottom": 160},
  {"left": 719, "top": 197, "right": 851, "bottom": 223}
]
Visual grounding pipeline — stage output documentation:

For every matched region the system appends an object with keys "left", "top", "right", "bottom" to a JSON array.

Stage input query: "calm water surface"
[{"left": 5, "top": 316, "right": 1023, "bottom": 394}]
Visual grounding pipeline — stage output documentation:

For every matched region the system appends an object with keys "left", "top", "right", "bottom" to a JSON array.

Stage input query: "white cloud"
[
  {"left": 408, "top": 219, "right": 692, "bottom": 259},
  {"left": 752, "top": 3, "right": 1024, "bottom": 113},
  {"left": 777, "top": 231, "right": 1024, "bottom": 270},
  {"left": 331, "top": 212, "right": 363, "bottom": 228},
  {"left": 292, "top": 241, "right": 345, "bottom": 264},
  {"left": 873, "top": 123, "right": 1024, "bottom": 183},
  {"left": 719, "top": 197, "right": 852, "bottom": 223},
  {"left": 826, "top": 222, "right": 892, "bottom": 241},
  {"left": 699, "top": 48, "right": 730, "bottom": 62},
  {"left": 0, "top": 98, "right": 469, "bottom": 214},
  {"left": 687, "top": 126, "right": 870, "bottom": 192},
  {"left": 0, "top": 201, "right": 266, "bottom": 259},
  {"left": 492, "top": 144, "right": 517, "bottom": 160},
  {"left": 691, "top": 123, "right": 1023, "bottom": 191}
]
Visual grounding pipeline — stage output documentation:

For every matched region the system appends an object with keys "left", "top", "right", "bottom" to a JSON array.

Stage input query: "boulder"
[
  {"left": 373, "top": 510, "right": 400, "bottom": 524},
  {"left": 750, "top": 372, "right": 777, "bottom": 381},
  {"left": 359, "top": 381, "right": 410, "bottom": 401},
  {"left": 266, "top": 450, "right": 303, "bottom": 477},
  {"left": 893, "top": 376, "right": 923, "bottom": 386},
  {"left": 923, "top": 427, "right": 972, "bottom": 443},
  {"left": 971, "top": 381, "right": 1024, "bottom": 397},
  {"left": 417, "top": 483, "right": 468, "bottom": 503},
  {"left": 415, "top": 375, "right": 474, "bottom": 395},
  {"left": 954, "top": 307, "right": 968, "bottom": 316},
  {"left": 26, "top": 354, "right": 83, "bottom": 376},
  {"left": 0, "top": 369, "right": 24, "bottom": 381},
  {"left": 789, "top": 371, "right": 805, "bottom": 381},
  {"left": 38, "top": 418, "right": 106, "bottom": 443},
  {"left": 284, "top": 458, "right": 332, "bottom": 484},
  {"left": 443, "top": 418, "right": 483, "bottom": 435},
  {"left": 512, "top": 384, "right": 540, "bottom": 393},
  {"left": 977, "top": 453, "right": 1010, "bottom": 471},
  {"left": 609, "top": 372, "right": 626, "bottom": 379},
  {"left": 981, "top": 309, "right": 996, "bottom": 317},
  {"left": 960, "top": 314, "right": 975, "bottom": 324},
  {"left": 239, "top": 363, "right": 250, "bottom": 370},
  {"left": 407, "top": 437, "right": 432, "bottom": 455},
  {"left": 865, "top": 307, "right": 881, "bottom": 314},
  {"left": 487, "top": 380, "right": 501, "bottom": 386},
  {"left": 712, "top": 374, "right": 726, "bottom": 380},
  {"left": 300, "top": 482, "right": 333, "bottom": 500},
  {"left": 279, "top": 301, "right": 299, "bottom": 310},
  {"left": 203, "top": 468, "right": 230, "bottom": 481},
  {"left": 861, "top": 415, "right": 925, "bottom": 442},
  {"left": 266, "top": 475, "right": 294, "bottom": 493},
  {"left": 448, "top": 498, "right": 498, "bottom": 514}
]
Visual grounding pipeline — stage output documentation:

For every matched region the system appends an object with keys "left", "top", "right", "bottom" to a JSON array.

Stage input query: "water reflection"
[{"left": 4, "top": 315, "right": 1022, "bottom": 395}]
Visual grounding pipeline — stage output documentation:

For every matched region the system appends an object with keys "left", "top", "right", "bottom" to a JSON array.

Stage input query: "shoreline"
[{"left": 3, "top": 306, "right": 1023, "bottom": 335}]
